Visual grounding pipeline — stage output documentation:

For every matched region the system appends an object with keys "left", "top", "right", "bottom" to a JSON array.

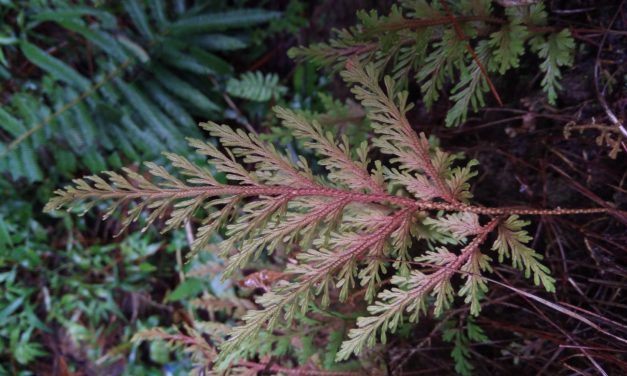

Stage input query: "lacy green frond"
[
  {"left": 459, "top": 249, "right": 493, "bottom": 316},
  {"left": 226, "top": 71, "right": 287, "bottom": 102},
  {"left": 488, "top": 16, "right": 528, "bottom": 74},
  {"left": 418, "top": 29, "right": 465, "bottom": 111},
  {"left": 342, "top": 60, "right": 456, "bottom": 202},
  {"left": 275, "top": 107, "right": 385, "bottom": 194},
  {"left": 530, "top": 28, "right": 575, "bottom": 105},
  {"left": 492, "top": 215, "right": 556, "bottom": 292},
  {"left": 425, "top": 212, "right": 482, "bottom": 241},
  {"left": 445, "top": 41, "right": 491, "bottom": 127}
]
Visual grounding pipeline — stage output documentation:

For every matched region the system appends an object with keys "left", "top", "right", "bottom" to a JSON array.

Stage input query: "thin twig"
[
  {"left": 593, "top": 0, "right": 627, "bottom": 138},
  {"left": 209, "top": 76, "right": 257, "bottom": 135}
]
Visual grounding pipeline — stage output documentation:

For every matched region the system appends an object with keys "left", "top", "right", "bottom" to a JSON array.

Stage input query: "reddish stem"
[
  {"left": 438, "top": 0, "right": 503, "bottom": 107},
  {"left": 62, "top": 183, "right": 615, "bottom": 216}
]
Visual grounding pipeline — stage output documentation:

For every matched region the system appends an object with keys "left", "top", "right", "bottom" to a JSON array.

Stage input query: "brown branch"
[{"left": 380, "top": 15, "right": 506, "bottom": 31}]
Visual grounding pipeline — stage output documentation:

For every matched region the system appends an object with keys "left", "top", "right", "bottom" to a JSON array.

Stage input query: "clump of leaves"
[
  {"left": 0, "top": 197, "right": 182, "bottom": 373},
  {"left": 0, "top": 1, "right": 281, "bottom": 181},
  {"left": 45, "top": 60, "right": 612, "bottom": 372},
  {"left": 289, "top": 0, "right": 575, "bottom": 127},
  {"left": 442, "top": 317, "right": 489, "bottom": 376}
]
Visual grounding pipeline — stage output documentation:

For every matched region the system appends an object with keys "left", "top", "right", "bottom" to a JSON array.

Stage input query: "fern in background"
[
  {"left": 45, "top": 59, "right": 614, "bottom": 372},
  {"left": 227, "top": 71, "right": 287, "bottom": 102},
  {"left": 0, "top": 1, "right": 281, "bottom": 182},
  {"left": 289, "top": 0, "right": 576, "bottom": 127},
  {"left": 442, "top": 317, "right": 489, "bottom": 376}
]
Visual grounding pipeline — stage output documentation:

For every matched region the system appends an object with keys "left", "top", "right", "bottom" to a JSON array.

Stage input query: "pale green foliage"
[
  {"left": 492, "top": 215, "right": 556, "bottom": 292},
  {"left": 459, "top": 248, "right": 493, "bottom": 316},
  {"left": 290, "top": 1, "right": 575, "bottom": 127},
  {"left": 425, "top": 212, "right": 481, "bottom": 241},
  {"left": 226, "top": 71, "right": 287, "bottom": 102},
  {"left": 336, "top": 216, "right": 498, "bottom": 361},
  {"left": 46, "top": 61, "right": 556, "bottom": 370}
]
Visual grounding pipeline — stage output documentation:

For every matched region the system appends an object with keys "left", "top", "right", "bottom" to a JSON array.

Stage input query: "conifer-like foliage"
[
  {"left": 45, "top": 58, "right": 613, "bottom": 371},
  {"left": 289, "top": 0, "right": 575, "bottom": 127}
]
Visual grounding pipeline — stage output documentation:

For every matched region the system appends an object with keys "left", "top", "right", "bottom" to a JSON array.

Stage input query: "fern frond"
[
  {"left": 417, "top": 29, "right": 465, "bottom": 110},
  {"left": 425, "top": 212, "right": 481, "bottom": 241},
  {"left": 226, "top": 71, "right": 287, "bottom": 102},
  {"left": 168, "top": 9, "right": 281, "bottom": 35},
  {"left": 459, "top": 249, "right": 492, "bottom": 316},
  {"left": 492, "top": 215, "right": 556, "bottom": 292},
  {"left": 221, "top": 206, "right": 416, "bottom": 366},
  {"left": 20, "top": 41, "right": 91, "bottom": 91},
  {"left": 45, "top": 59, "right": 612, "bottom": 370},
  {"left": 530, "top": 29, "right": 575, "bottom": 105},
  {"left": 201, "top": 121, "right": 314, "bottom": 187},
  {"left": 445, "top": 41, "right": 491, "bottom": 127},
  {"left": 488, "top": 16, "right": 528, "bottom": 74},
  {"left": 291, "top": 1, "right": 576, "bottom": 127},
  {"left": 442, "top": 317, "right": 488, "bottom": 376},
  {"left": 1, "top": 2, "right": 285, "bottom": 181},
  {"left": 337, "top": 217, "right": 499, "bottom": 360}
]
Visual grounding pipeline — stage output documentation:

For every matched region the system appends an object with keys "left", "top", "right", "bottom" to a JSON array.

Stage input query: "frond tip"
[{"left": 492, "top": 215, "right": 556, "bottom": 292}]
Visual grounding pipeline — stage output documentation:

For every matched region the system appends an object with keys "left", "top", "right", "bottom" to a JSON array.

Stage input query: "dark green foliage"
[
  {"left": 442, "top": 317, "right": 489, "bottom": 376},
  {"left": 0, "top": 1, "right": 281, "bottom": 182},
  {"left": 289, "top": 1, "right": 576, "bottom": 127},
  {"left": 0, "top": 195, "right": 186, "bottom": 373}
]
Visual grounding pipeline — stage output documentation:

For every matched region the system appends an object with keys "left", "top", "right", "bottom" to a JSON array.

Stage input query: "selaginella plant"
[
  {"left": 45, "top": 60, "right": 613, "bottom": 371},
  {"left": 289, "top": 0, "right": 575, "bottom": 127}
]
